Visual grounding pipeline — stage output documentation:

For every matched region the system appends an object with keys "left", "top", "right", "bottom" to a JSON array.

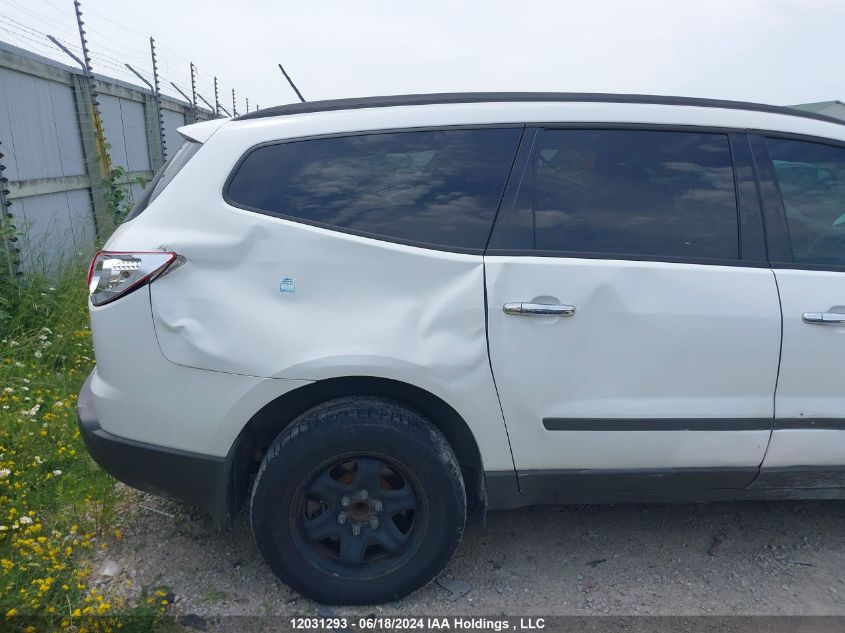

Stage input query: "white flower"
[
  {"left": 52, "top": 470, "right": 62, "bottom": 476},
  {"left": 53, "top": 401, "right": 64, "bottom": 408},
  {"left": 8, "top": 340, "right": 18, "bottom": 347},
  {"left": 0, "top": 525, "right": 7, "bottom": 531},
  {"left": 0, "top": 468, "right": 10, "bottom": 479},
  {"left": 13, "top": 361, "right": 22, "bottom": 368},
  {"left": 38, "top": 335, "right": 47, "bottom": 341},
  {"left": 34, "top": 351, "right": 42, "bottom": 359},
  {"left": 3, "top": 387, "right": 12, "bottom": 393},
  {"left": 34, "top": 456, "right": 43, "bottom": 465},
  {"left": 19, "top": 516, "right": 32, "bottom": 525},
  {"left": 23, "top": 404, "right": 40, "bottom": 416}
]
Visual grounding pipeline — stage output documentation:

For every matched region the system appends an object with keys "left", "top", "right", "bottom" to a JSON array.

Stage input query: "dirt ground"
[{"left": 90, "top": 485, "right": 845, "bottom": 630}]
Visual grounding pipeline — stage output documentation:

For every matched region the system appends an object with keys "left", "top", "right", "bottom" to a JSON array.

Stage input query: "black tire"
[{"left": 250, "top": 397, "right": 466, "bottom": 605}]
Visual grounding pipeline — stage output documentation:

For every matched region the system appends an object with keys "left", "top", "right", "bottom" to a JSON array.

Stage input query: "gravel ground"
[{"left": 90, "top": 485, "right": 845, "bottom": 629}]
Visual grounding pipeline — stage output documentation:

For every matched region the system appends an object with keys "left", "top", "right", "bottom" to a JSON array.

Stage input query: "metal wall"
[
  {"left": 162, "top": 108, "right": 187, "bottom": 161},
  {"left": 99, "top": 93, "right": 151, "bottom": 173},
  {"left": 0, "top": 40, "right": 217, "bottom": 275}
]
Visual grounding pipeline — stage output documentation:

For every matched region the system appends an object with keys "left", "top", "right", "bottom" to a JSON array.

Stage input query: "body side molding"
[{"left": 542, "top": 418, "right": 772, "bottom": 431}]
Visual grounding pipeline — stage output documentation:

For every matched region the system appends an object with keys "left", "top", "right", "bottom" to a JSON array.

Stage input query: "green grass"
[{"left": 0, "top": 264, "right": 169, "bottom": 632}]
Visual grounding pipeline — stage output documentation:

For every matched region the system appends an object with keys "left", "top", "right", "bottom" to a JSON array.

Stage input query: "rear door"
[
  {"left": 751, "top": 133, "right": 845, "bottom": 491},
  {"left": 485, "top": 127, "right": 781, "bottom": 494}
]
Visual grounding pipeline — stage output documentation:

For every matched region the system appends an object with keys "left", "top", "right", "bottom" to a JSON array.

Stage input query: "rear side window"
[
  {"left": 225, "top": 128, "right": 523, "bottom": 250},
  {"left": 124, "top": 140, "right": 201, "bottom": 222},
  {"left": 766, "top": 137, "right": 845, "bottom": 266},
  {"left": 529, "top": 129, "right": 739, "bottom": 260}
]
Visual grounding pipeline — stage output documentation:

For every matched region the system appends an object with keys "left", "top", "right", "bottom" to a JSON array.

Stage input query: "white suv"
[{"left": 79, "top": 93, "right": 845, "bottom": 605}]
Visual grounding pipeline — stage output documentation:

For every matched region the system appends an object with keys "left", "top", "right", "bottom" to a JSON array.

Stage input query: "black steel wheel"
[
  {"left": 250, "top": 397, "right": 466, "bottom": 604},
  {"left": 293, "top": 453, "right": 425, "bottom": 577}
]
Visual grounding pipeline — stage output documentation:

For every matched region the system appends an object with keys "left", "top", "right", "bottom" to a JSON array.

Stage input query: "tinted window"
[
  {"left": 766, "top": 137, "right": 845, "bottom": 266},
  {"left": 226, "top": 128, "right": 522, "bottom": 250},
  {"left": 125, "top": 140, "right": 201, "bottom": 222},
  {"left": 531, "top": 129, "right": 739, "bottom": 259}
]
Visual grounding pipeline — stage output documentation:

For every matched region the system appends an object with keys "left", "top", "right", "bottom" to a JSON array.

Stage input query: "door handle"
[
  {"left": 503, "top": 302, "right": 576, "bottom": 317},
  {"left": 802, "top": 312, "right": 845, "bottom": 324}
]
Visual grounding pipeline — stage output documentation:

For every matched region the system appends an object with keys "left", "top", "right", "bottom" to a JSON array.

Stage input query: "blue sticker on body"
[{"left": 280, "top": 277, "right": 296, "bottom": 294}]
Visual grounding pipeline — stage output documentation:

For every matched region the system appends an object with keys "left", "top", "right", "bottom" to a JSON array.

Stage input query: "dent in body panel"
[
  {"left": 148, "top": 213, "right": 515, "bottom": 471},
  {"left": 88, "top": 287, "right": 312, "bottom": 457},
  {"left": 489, "top": 258, "right": 780, "bottom": 408},
  {"left": 485, "top": 256, "right": 780, "bottom": 471},
  {"left": 761, "top": 429, "right": 845, "bottom": 469}
]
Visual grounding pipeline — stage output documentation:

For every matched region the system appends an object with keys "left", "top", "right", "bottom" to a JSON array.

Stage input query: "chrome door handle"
[
  {"left": 503, "top": 302, "right": 576, "bottom": 317},
  {"left": 803, "top": 312, "right": 845, "bottom": 324}
]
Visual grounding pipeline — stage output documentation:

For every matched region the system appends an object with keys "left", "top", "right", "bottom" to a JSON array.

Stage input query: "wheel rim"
[{"left": 290, "top": 453, "right": 427, "bottom": 579}]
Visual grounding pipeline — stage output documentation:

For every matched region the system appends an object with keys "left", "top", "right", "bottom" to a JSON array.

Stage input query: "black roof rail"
[{"left": 233, "top": 92, "right": 844, "bottom": 126}]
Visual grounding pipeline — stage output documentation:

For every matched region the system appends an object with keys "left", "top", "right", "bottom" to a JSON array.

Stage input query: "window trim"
[
  {"left": 729, "top": 132, "right": 769, "bottom": 264},
  {"left": 487, "top": 124, "right": 750, "bottom": 266},
  {"left": 125, "top": 140, "right": 202, "bottom": 222},
  {"left": 222, "top": 123, "right": 527, "bottom": 255},
  {"left": 751, "top": 131, "right": 845, "bottom": 273}
]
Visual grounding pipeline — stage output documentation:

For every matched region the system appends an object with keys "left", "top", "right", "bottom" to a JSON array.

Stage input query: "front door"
[{"left": 485, "top": 127, "right": 781, "bottom": 494}]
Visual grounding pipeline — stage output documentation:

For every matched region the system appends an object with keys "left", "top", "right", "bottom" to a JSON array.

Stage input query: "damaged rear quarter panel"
[{"left": 146, "top": 204, "right": 514, "bottom": 471}]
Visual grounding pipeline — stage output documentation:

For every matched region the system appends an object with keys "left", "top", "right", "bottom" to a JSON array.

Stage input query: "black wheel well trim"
[{"left": 228, "top": 376, "right": 488, "bottom": 522}]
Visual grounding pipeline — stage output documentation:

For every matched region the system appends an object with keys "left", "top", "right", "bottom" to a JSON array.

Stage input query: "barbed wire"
[{"left": 0, "top": 1, "right": 247, "bottom": 114}]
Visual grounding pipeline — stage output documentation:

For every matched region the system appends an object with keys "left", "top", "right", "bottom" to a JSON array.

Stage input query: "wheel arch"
[{"left": 227, "top": 376, "right": 487, "bottom": 524}]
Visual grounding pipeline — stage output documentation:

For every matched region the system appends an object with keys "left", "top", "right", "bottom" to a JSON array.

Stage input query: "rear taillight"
[{"left": 87, "top": 251, "right": 177, "bottom": 306}]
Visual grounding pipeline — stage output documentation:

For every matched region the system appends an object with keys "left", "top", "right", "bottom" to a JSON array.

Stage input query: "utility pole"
[
  {"left": 71, "top": 0, "right": 114, "bottom": 237},
  {"left": 232, "top": 88, "right": 238, "bottom": 117},
  {"left": 149, "top": 37, "right": 167, "bottom": 163},
  {"left": 278, "top": 63, "right": 305, "bottom": 102},
  {"left": 245, "top": 97, "right": 250, "bottom": 113}
]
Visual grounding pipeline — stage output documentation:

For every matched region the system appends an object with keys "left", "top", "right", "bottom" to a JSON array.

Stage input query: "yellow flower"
[{"left": 5, "top": 608, "right": 17, "bottom": 617}]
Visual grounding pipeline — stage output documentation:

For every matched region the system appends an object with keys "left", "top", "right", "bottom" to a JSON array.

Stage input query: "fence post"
[
  {"left": 72, "top": 0, "right": 114, "bottom": 239},
  {"left": 214, "top": 76, "right": 220, "bottom": 116},
  {"left": 149, "top": 37, "right": 167, "bottom": 163},
  {"left": 143, "top": 93, "right": 165, "bottom": 170},
  {"left": 71, "top": 74, "right": 113, "bottom": 239},
  {"left": 0, "top": 139, "right": 22, "bottom": 278},
  {"left": 189, "top": 62, "right": 199, "bottom": 124}
]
